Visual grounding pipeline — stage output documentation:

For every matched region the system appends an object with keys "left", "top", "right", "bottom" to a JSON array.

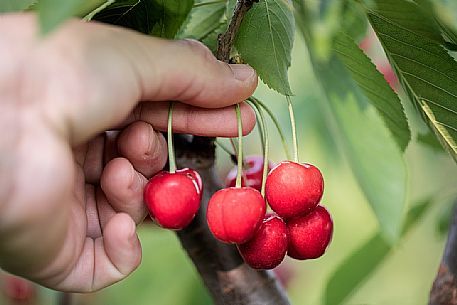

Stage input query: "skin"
[{"left": 0, "top": 14, "right": 257, "bottom": 292}]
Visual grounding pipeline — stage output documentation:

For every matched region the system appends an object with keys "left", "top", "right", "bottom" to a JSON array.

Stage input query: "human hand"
[{"left": 0, "top": 14, "right": 257, "bottom": 292}]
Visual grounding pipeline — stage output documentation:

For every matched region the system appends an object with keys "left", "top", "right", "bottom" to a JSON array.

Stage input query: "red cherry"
[
  {"left": 225, "top": 155, "right": 274, "bottom": 191},
  {"left": 287, "top": 206, "right": 333, "bottom": 260},
  {"left": 207, "top": 187, "right": 266, "bottom": 244},
  {"left": 177, "top": 168, "right": 203, "bottom": 193},
  {"left": 144, "top": 171, "right": 201, "bottom": 229},
  {"left": 2, "top": 275, "right": 35, "bottom": 303},
  {"left": 237, "top": 214, "right": 288, "bottom": 269},
  {"left": 265, "top": 161, "right": 323, "bottom": 219}
]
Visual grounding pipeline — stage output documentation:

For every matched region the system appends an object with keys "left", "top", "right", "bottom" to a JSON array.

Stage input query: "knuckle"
[{"left": 178, "top": 39, "right": 215, "bottom": 62}]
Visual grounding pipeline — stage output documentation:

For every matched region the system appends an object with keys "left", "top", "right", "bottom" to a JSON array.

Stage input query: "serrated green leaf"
[
  {"left": 235, "top": 0, "right": 295, "bottom": 95},
  {"left": 314, "top": 55, "right": 407, "bottom": 243},
  {"left": 368, "top": 0, "right": 444, "bottom": 44},
  {"left": 93, "top": 0, "right": 193, "bottom": 38},
  {"left": 413, "top": 0, "right": 457, "bottom": 49},
  {"left": 296, "top": 0, "right": 407, "bottom": 243},
  {"left": 324, "top": 199, "right": 431, "bottom": 305},
  {"left": 334, "top": 32, "right": 410, "bottom": 151},
  {"left": 368, "top": 0, "right": 457, "bottom": 162},
  {"left": 0, "top": 0, "right": 35, "bottom": 13},
  {"left": 37, "top": 0, "right": 107, "bottom": 34}
]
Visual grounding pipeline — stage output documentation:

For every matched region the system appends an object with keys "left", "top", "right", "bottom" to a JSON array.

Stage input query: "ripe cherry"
[
  {"left": 265, "top": 161, "right": 323, "bottom": 219},
  {"left": 287, "top": 206, "right": 333, "bottom": 260},
  {"left": 177, "top": 168, "right": 203, "bottom": 193},
  {"left": 238, "top": 214, "right": 288, "bottom": 269},
  {"left": 207, "top": 187, "right": 266, "bottom": 244},
  {"left": 144, "top": 170, "right": 201, "bottom": 230},
  {"left": 2, "top": 274, "right": 36, "bottom": 303},
  {"left": 226, "top": 155, "right": 273, "bottom": 191}
]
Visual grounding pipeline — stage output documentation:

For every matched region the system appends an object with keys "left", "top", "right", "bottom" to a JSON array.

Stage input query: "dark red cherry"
[
  {"left": 287, "top": 206, "right": 333, "bottom": 260},
  {"left": 238, "top": 214, "right": 288, "bottom": 269}
]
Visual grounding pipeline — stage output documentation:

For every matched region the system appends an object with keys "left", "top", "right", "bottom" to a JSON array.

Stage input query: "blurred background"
[{"left": 2, "top": 0, "right": 457, "bottom": 304}]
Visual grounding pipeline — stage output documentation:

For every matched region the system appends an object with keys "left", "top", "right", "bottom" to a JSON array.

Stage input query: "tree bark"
[
  {"left": 175, "top": 135, "right": 290, "bottom": 305},
  {"left": 430, "top": 202, "right": 457, "bottom": 305},
  {"left": 177, "top": 1, "right": 290, "bottom": 304}
]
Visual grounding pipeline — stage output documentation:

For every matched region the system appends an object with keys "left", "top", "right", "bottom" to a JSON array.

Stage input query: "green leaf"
[
  {"left": 93, "top": 0, "right": 194, "bottom": 38},
  {"left": 235, "top": 0, "right": 295, "bottom": 95},
  {"left": 334, "top": 32, "right": 410, "bottom": 151},
  {"left": 37, "top": 0, "right": 107, "bottom": 34},
  {"left": 180, "top": 2, "right": 226, "bottom": 40},
  {"left": 368, "top": 0, "right": 457, "bottom": 162},
  {"left": 324, "top": 199, "right": 431, "bottom": 305},
  {"left": 307, "top": 54, "right": 407, "bottom": 243},
  {"left": 0, "top": 0, "right": 35, "bottom": 13},
  {"left": 413, "top": 0, "right": 457, "bottom": 49},
  {"left": 417, "top": 131, "right": 445, "bottom": 152},
  {"left": 296, "top": 0, "right": 407, "bottom": 243},
  {"left": 178, "top": 0, "right": 227, "bottom": 51},
  {"left": 368, "top": 0, "right": 444, "bottom": 44},
  {"left": 325, "top": 234, "right": 390, "bottom": 305}
]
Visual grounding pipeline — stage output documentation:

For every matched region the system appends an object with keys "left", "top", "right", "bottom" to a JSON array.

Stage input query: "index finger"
[{"left": 1, "top": 15, "right": 258, "bottom": 143}]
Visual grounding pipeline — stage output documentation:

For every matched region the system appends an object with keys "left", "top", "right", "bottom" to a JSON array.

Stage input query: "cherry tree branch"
[
  {"left": 175, "top": 1, "right": 289, "bottom": 304},
  {"left": 430, "top": 202, "right": 457, "bottom": 305},
  {"left": 216, "top": 0, "right": 257, "bottom": 62},
  {"left": 175, "top": 136, "right": 290, "bottom": 305}
]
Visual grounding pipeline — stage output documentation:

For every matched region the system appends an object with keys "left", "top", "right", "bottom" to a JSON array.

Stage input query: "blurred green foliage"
[{"left": 2, "top": 0, "right": 457, "bottom": 305}]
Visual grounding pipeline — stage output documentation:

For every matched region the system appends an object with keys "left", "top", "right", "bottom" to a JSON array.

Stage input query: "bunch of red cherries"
[{"left": 143, "top": 155, "right": 333, "bottom": 270}]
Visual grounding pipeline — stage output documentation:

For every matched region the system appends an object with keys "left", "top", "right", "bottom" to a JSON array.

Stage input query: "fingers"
[
  {"left": 117, "top": 121, "right": 168, "bottom": 177},
  {"left": 100, "top": 158, "right": 149, "bottom": 224},
  {"left": 124, "top": 101, "right": 256, "bottom": 137},
  {"left": 130, "top": 39, "right": 258, "bottom": 108},
  {"left": 83, "top": 135, "right": 105, "bottom": 184},
  {"left": 8, "top": 14, "right": 258, "bottom": 143},
  {"left": 95, "top": 213, "right": 141, "bottom": 288},
  {"left": 54, "top": 213, "right": 141, "bottom": 292}
]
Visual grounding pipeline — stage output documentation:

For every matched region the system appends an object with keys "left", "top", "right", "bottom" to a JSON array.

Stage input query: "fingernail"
[{"left": 230, "top": 64, "right": 256, "bottom": 81}]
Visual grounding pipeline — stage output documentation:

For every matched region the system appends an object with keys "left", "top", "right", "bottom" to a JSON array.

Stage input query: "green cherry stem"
[
  {"left": 167, "top": 102, "right": 176, "bottom": 173},
  {"left": 249, "top": 100, "right": 269, "bottom": 198},
  {"left": 215, "top": 139, "right": 236, "bottom": 157},
  {"left": 247, "top": 100, "right": 265, "bottom": 156},
  {"left": 235, "top": 103, "right": 243, "bottom": 188},
  {"left": 286, "top": 95, "right": 299, "bottom": 163},
  {"left": 249, "top": 96, "right": 292, "bottom": 161},
  {"left": 229, "top": 138, "right": 238, "bottom": 159}
]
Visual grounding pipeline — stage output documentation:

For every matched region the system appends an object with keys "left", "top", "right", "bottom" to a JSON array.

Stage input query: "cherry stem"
[
  {"left": 229, "top": 135, "right": 247, "bottom": 169},
  {"left": 168, "top": 102, "right": 176, "bottom": 173},
  {"left": 215, "top": 139, "right": 236, "bottom": 157},
  {"left": 249, "top": 96, "right": 292, "bottom": 161},
  {"left": 235, "top": 103, "right": 243, "bottom": 188},
  {"left": 229, "top": 138, "right": 238, "bottom": 158},
  {"left": 249, "top": 100, "right": 269, "bottom": 198},
  {"left": 287, "top": 95, "right": 299, "bottom": 163}
]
